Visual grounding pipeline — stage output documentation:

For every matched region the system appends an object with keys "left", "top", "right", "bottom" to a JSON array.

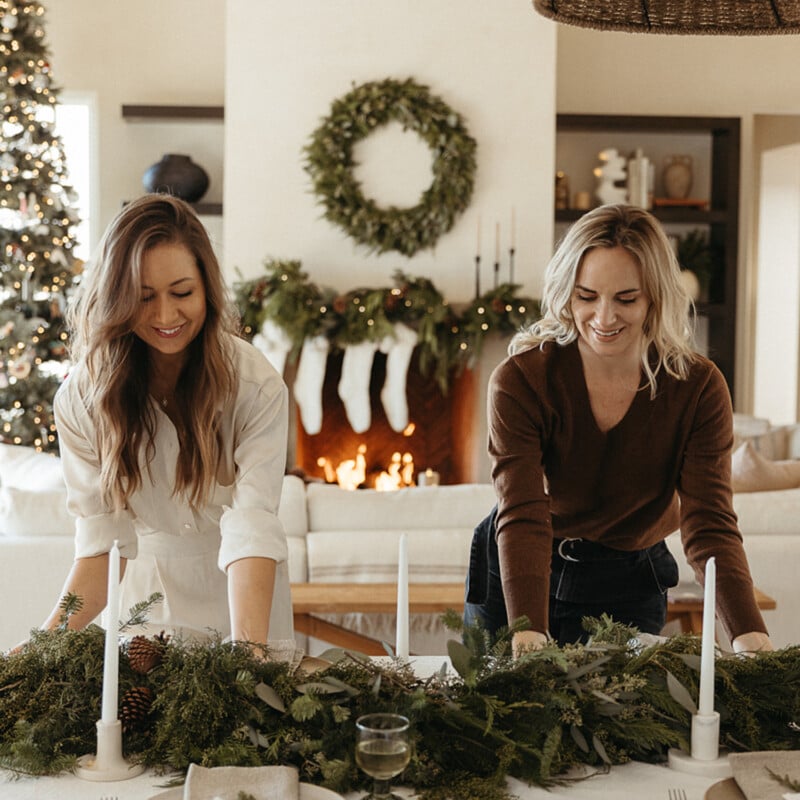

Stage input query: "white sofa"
[{"left": 0, "top": 443, "right": 796, "bottom": 653}]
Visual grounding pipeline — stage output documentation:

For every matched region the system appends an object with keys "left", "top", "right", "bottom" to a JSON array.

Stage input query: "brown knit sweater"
[{"left": 487, "top": 339, "right": 767, "bottom": 640}]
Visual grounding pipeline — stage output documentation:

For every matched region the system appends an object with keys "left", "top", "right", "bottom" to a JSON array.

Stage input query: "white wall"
[
  {"left": 754, "top": 144, "right": 800, "bottom": 424},
  {"left": 555, "top": 25, "right": 800, "bottom": 413},
  {"left": 223, "top": 0, "right": 556, "bottom": 305},
  {"left": 44, "top": 0, "right": 226, "bottom": 245}
]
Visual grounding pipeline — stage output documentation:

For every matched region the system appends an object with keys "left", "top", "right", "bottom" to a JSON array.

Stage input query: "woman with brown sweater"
[{"left": 465, "top": 204, "right": 772, "bottom": 657}]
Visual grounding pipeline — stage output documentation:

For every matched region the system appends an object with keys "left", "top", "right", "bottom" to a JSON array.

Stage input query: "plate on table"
[
  {"left": 149, "top": 781, "right": 345, "bottom": 800},
  {"left": 705, "top": 777, "right": 746, "bottom": 800},
  {"left": 301, "top": 783, "right": 346, "bottom": 799}
]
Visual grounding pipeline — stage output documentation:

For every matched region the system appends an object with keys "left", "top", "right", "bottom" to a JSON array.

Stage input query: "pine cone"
[
  {"left": 120, "top": 686, "right": 153, "bottom": 733},
  {"left": 127, "top": 633, "right": 169, "bottom": 674}
]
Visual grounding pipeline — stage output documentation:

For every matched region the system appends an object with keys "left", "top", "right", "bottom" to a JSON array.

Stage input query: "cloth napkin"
[
  {"left": 183, "top": 763, "right": 300, "bottom": 800},
  {"left": 729, "top": 751, "right": 800, "bottom": 800}
]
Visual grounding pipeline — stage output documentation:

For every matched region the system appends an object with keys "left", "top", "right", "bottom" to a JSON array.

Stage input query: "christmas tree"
[{"left": 0, "top": 0, "right": 81, "bottom": 453}]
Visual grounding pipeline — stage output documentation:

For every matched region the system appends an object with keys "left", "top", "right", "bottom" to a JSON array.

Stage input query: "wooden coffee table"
[{"left": 290, "top": 582, "right": 776, "bottom": 654}]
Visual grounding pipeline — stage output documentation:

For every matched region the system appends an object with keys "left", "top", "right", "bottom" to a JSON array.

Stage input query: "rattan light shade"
[{"left": 533, "top": 0, "right": 800, "bottom": 34}]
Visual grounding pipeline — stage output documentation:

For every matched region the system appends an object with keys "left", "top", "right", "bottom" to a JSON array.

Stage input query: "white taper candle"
[
  {"left": 698, "top": 557, "right": 716, "bottom": 716},
  {"left": 101, "top": 540, "right": 121, "bottom": 724},
  {"left": 396, "top": 533, "right": 409, "bottom": 659}
]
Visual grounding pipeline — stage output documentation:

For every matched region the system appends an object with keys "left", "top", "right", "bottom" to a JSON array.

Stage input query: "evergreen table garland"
[
  {"left": 304, "top": 78, "right": 477, "bottom": 257},
  {"left": 1, "top": 607, "right": 798, "bottom": 800}
]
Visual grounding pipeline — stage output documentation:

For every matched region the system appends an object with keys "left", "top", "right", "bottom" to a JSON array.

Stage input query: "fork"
[{"left": 668, "top": 790, "right": 688, "bottom": 800}]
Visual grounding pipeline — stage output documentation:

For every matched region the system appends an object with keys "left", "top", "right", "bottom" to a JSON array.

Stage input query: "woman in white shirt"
[{"left": 39, "top": 194, "right": 293, "bottom": 648}]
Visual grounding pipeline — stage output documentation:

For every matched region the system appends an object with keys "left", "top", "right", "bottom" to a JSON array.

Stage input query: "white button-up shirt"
[{"left": 54, "top": 335, "right": 294, "bottom": 642}]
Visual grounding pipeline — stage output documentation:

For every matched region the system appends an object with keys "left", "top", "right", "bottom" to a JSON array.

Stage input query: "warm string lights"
[{"left": 0, "top": 0, "right": 81, "bottom": 453}]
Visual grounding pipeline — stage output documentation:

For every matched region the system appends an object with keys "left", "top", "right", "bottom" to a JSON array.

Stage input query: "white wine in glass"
[{"left": 355, "top": 713, "right": 410, "bottom": 800}]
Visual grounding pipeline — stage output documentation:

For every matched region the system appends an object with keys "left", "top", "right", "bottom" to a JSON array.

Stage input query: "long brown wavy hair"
[{"left": 67, "top": 194, "right": 238, "bottom": 510}]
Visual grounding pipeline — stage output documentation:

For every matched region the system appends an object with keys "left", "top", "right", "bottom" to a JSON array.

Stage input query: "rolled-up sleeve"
[
  {"left": 54, "top": 376, "right": 138, "bottom": 560},
  {"left": 217, "top": 348, "right": 289, "bottom": 572}
]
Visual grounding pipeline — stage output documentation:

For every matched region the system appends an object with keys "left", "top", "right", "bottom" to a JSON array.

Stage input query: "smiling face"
[
  {"left": 133, "top": 240, "right": 207, "bottom": 369},
  {"left": 570, "top": 245, "right": 650, "bottom": 364}
]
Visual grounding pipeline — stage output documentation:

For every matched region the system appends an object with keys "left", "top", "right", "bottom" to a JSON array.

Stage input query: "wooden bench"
[{"left": 290, "top": 582, "right": 776, "bottom": 655}]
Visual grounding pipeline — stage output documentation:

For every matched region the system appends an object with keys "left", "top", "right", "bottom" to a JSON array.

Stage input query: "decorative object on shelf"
[
  {"left": 573, "top": 190, "right": 592, "bottom": 211},
  {"left": 141, "top": 153, "right": 209, "bottom": 202},
  {"left": 676, "top": 229, "right": 714, "bottom": 302},
  {"left": 234, "top": 260, "right": 539, "bottom": 399},
  {"left": 593, "top": 148, "right": 628, "bottom": 205},
  {"left": 678, "top": 269, "right": 702, "bottom": 303},
  {"left": 554, "top": 170, "right": 570, "bottom": 210},
  {"left": 626, "top": 148, "right": 653, "bottom": 209},
  {"left": 532, "top": 0, "right": 800, "bottom": 35},
  {"left": 663, "top": 155, "right": 694, "bottom": 200},
  {"left": 303, "top": 78, "right": 477, "bottom": 257},
  {"left": 1, "top": 611, "right": 799, "bottom": 799}
]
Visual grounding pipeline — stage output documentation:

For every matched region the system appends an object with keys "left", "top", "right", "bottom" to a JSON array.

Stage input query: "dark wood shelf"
[
  {"left": 121, "top": 104, "right": 224, "bottom": 120},
  {"left": 193, "top": 202, "right": 223, "bottom": 216},
  {"left": 556, "top": 113, "right": 741, "bottom": 400}
]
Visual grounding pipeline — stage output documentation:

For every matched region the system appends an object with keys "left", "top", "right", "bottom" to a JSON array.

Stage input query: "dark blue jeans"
[{"left": 463, "top": 507, "right": 679, "bottom": 645}]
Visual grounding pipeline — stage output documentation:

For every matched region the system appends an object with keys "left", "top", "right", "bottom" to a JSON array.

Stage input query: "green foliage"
[
  {"left": 234, "top": 261, "right": 540, "bottom": 393},
  {"left": 304, "top": 78, "right": 477, "bottom": 257},
  {"left": 1, "top": 620, "right": 799, "bottom": 797}
]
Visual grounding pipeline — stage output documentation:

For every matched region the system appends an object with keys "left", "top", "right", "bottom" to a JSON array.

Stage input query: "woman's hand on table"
[
  {"left": 512, "top": 630, "right": 549, "bottom": 659},
  {"left": 732, "top": 631, "right": 774, "bottom": 656}
]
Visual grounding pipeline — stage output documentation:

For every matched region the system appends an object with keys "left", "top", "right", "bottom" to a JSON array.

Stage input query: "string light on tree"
[{"left": 0, "top": 0, "right": 81, "bottom": 453}]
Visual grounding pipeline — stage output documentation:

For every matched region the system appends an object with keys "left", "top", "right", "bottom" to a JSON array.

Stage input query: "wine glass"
[{"left": 355, "top": 713, "right": 411, "bottom": 800}]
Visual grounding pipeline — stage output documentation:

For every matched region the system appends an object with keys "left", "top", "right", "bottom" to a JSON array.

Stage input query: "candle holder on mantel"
[{"left": 75, "top": 720, "right": 145, "bottom": 781}]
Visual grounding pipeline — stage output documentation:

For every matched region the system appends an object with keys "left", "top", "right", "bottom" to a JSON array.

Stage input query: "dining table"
[
  {"left": 0, "top": 657, "right": 744, "bottom": 800},
  {"left": 0, "top": 760, "right": 728, "bottom": 800}
]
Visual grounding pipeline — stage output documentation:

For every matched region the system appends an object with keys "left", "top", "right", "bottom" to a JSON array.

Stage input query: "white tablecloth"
[{"left": 0, "top": 761, "right": 721, "bottom": 799}]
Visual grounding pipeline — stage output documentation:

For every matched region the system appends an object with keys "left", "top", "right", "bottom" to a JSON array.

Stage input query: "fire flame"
[{"left": 317, "top": 445, "right": 415, "bottom": 491}]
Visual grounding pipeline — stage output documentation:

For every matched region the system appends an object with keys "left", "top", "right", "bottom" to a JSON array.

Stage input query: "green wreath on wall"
[{"left": 304, "top": 78, "right": 478, "bottom": 257}]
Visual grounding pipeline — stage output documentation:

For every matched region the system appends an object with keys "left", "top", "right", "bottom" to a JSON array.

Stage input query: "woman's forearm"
[
  {"left": 41, "top": 553, "right": 127, "bottom": 632},
  {"left": 227, "top": 556, "right": 276, "bottom": 644}
]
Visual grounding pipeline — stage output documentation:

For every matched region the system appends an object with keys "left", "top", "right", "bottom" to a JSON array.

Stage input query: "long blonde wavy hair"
[
  {"left": 67, "top": 194, "right": 238, "bottom": 510},
  {"left": 511, "top": 203, "right": 697, "bottom": 397}
]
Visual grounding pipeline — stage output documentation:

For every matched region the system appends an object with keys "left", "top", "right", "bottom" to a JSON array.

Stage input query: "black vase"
[{"left": 142, "top": 154, "right": 210, "bottom": 203}]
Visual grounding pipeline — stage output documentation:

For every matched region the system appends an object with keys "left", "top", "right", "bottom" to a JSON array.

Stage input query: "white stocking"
[
  {"left": 252, "top": 318, "right": 293, "bottom": 377},
  {"left": 379, "top": 322, "right": 418, "bottom": 433},
  {"left": 338, "top": 340, "right": 379, "bottom": 434},
  {"left": 293, "top": 335, "right": 330, "bottom": 435}
]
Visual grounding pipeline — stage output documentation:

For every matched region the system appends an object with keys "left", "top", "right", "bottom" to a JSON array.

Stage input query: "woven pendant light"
[{"left": 533, "top": 0, "right": 800, "bottom": 35}]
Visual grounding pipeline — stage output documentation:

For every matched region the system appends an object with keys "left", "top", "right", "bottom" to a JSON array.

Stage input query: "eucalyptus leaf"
[
  {"left": 666, "top": 670, "right": 698, "bottom": 714},
  {"left": 570, "top": 725, "right": 590, "bottom": 753},
  {"left": 254, "top": 682, "right": 286, "bottom": 713}
]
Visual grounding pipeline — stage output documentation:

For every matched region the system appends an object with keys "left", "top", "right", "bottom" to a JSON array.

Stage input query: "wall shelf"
[
  {"left": 556, "top": 113, "right": 740, "bottom": 400},
  {"left": 121, "top": 104, "right": 224, "bottom": 120},
  {"left": 122, "top": 103, "right": 225, "bottom": 215}
]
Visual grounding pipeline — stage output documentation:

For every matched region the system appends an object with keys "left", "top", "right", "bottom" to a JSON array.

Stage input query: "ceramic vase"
[
  {"left": 662, "top": 155, "right": 693, "bottom": 200},
  {"left": 142, "top": 154, "right": 209, "bottom": 202}
]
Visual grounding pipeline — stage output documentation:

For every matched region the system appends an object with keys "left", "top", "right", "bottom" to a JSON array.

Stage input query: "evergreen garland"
[
  {"left": 303, "top": 78, "right": 477, "bottom": 257},
  {"left": 1, "top": 611, "right": 798, "bottom": 798},
  {"left": 234, "top": 260, "right": 539, "bottom": 393}
]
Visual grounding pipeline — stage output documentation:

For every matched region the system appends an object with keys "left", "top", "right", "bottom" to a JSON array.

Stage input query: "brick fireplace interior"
[{"left": 289, "top": 349, "right": 478, "bottom": 487}]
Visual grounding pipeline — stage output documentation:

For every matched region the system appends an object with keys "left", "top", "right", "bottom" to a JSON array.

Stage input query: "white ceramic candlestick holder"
[
  {"left": 75, "top": 719, "right": 145, "bottom": 781},
  {"left": 668, "top": 712, "right": 732, "bottom": 778}
]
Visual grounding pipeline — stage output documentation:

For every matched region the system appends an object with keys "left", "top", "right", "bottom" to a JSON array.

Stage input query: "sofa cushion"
[
  {"left": 306, "top": 528, "right": 471, "bottom": 583},
  {"left": 278, "top": 474, "right": 308, "bottom": 539},
  {"left": 306, "top": 483, "right": 496, "bottom": 532},
  {"left": 733, "top": 486, "right": 800, "bottom": 537},
  {"left": 731, "top": 441, "right": 800, "bottom": 493},
  {"left": 0, "top": 486, "right": 73, "bottom": 537},
  {"left": 0, "top": 444, "right": 64, "bottom": 491}
]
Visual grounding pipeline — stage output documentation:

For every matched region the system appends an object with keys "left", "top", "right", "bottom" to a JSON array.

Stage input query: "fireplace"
[{"left": 290, "top": 348, "right": 478, "bottom": 487}]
